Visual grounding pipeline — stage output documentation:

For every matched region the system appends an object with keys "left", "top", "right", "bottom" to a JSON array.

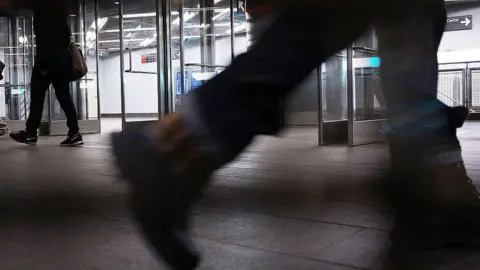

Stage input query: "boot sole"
[
  {"left": 391, "top": 211, "right": 480, "bottom": 249},
  {"left": 111, "top": 130, "right": 200, "bottom": 270},
  {"left": 391, "top": 228, "right": 480, "bottom": 250},
  {"left": 60, "top": 141, "right": 84, "bottom": 147},
  {"left": 11, "top": 139, "right": 37, "bottom": 146}
]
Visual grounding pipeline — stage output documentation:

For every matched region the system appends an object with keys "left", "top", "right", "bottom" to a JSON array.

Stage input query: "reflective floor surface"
[{"left": 1, "top": 122, "right": 480, "bottom": 269}]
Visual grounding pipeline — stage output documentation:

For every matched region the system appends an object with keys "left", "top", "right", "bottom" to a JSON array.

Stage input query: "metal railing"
[
  {"left": 0, "top": 83, "right": 29, "bottom": 120},
  {"left": 20, "top": 97, "right": 30, "bottom": 119}
]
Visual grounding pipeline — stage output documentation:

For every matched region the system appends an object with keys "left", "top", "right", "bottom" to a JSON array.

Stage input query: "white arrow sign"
[{"left": 461, "top": 17, "right": 471, "bottom": 26}]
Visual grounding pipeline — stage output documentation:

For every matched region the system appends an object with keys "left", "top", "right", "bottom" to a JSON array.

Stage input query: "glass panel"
[
  {"left": 49, "top": 1, "right": 99, "bottom": 122},
  {"left": 284, "top": 70, "right": 319, "bottom": 125},
  {"left": 352, "top": 30, "right": 385, "bottom": 121},
  {"left": 98, "top": 0, "right": 122, "bottom": 130},
  {"left": 171, "top": 0, "right": 236, "bottom": 111},
  {"left": 471, "top": 69, "right": 480, "bottom": 112},
  {"left": 122, "top": 2, "right": 159, "bottom": 123},
  {"left": 322, "top": 52, "right": 348, "bottom": 121},
  {"left": 437, "top": 70, "right": 464, "bottom": 107},
  {"left": 0, "top": 16, "right": 34, "bottom": 121},
  {"left": 83, "top": 0, "right": 99, "bottom": 120},
  {"left": 234, "top": 1, "right": 247, "bottom": 56}
]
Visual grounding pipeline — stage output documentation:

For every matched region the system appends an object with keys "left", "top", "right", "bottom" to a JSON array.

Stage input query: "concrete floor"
[{"left": 1, "top": 122, "right": 480, "bottom": 269}]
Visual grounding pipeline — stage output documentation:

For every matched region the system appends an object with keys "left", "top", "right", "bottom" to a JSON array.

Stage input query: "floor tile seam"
[{"left": 196, "top": 205, "right": 391, "bottom": 232}]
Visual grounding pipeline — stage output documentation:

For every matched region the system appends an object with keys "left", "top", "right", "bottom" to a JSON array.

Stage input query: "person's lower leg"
[
  {"left": 25, "top": 71, "right": 50, "bottom": 136},
  {"left": 112, "top": 6, "right": 372, "bottom": 269},
  {"left": 52, "top": 78, "right": 80, "bottom": 135},
  {"left": 376, "top": 3, "right": 480, "bottom": 248},
  {"left": 376, "top": 3, "right": 460, "bottom": 170}
]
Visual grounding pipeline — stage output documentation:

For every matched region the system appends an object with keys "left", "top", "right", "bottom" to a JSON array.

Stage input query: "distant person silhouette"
[{"left": 10, "top": 0, "right": 83, "bottom": 146}]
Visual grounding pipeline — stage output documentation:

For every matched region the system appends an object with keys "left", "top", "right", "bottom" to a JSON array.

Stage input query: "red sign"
[{"left": 141, "top": 53, "right": 157, "bottom": 64}]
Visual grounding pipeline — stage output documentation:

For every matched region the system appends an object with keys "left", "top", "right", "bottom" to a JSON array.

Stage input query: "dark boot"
[
  {"left": 388, "top": 162, "right": 480, "bottom": 249},
  {"left": 111, "top": 113, "right": 217, "bottom": 270},
  {"left": 385, "top": 106, "right": 480, "bottom": 249},
  {"left": 450, "top": 106, "right": 469, "bottom": 128}
]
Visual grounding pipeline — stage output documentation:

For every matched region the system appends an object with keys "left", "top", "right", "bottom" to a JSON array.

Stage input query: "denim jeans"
[{"left": 181, "top": 1, "right": 461, "bottom": 169}]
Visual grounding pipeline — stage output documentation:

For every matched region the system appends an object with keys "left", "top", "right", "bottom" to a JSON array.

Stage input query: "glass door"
[
  {"left": 171, "top": 0, "right": 239, "bottom": 112},
  {"left": 0, "top": 15, "right": 35, "bottom": 132},
  {"left": 347, "top": 30, "right": 387, "bottom": 146},
  {"left": 118, "top": 0, "right": 163, "bottom": 130},
  {"left": 318, "top": 52, "right": 349, "bottom": 145}
]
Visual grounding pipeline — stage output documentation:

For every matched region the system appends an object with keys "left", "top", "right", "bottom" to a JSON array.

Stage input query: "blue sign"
[
  {"left": 176, "top": 71, "right": 189, "bottom": 95},
  {"left": 369, "top": 57, "right": 381, "bottom": 68},
  {"left": 191, "top": 72, "right": 202, "bottom": 90},
  {"left": 11, "top": 88, "right": 25, "bottom": 95}
]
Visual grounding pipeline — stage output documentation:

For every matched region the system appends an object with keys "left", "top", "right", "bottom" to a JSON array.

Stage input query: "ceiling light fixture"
[
  {"left": 226, "top": 24, "right": 246, "bottom": 34},
  {"left": 90, "top": 17, "right": 108, "bottom": 31}
]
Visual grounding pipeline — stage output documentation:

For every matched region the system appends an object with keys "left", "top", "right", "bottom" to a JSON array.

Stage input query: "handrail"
[
  {"left": 439, "top": 60, "right": 480, "bottom": 66},
  {"left": 123, "top": 47, "right": 157, "bottom": 74},
  {"left": 352, "top": 46, "right": 378, "bottom": 54},
  {"left": 437, "top": 91, "right": 475, "bottom": 112},
  {"left": 0, "top": 83, "right": 28, "bottom": 88},
  {"left": 127, "top": 70, "right": 158, "bottom": 74},
  {"left": 125, "top": 47, "right": 132, "bottom": 72},
  {"left": 185, "top": 63, "right": 228, "bottom": 69}
]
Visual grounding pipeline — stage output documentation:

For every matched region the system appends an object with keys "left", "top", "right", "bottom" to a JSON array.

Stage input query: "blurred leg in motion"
[
  {"left": 376, "top": 1, "right": 480, "bottom": 249},
  {"left": 112, "top": 5, "right": 372, "bottom": 269},
  {"left": 112, "top": 1, "right": 478, "bottom": 269}
]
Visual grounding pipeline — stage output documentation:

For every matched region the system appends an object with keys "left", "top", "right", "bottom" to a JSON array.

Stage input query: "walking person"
[
  {"left": 10, "top": 1, "right": 83, "bottom": 146},
  {"left": 112, "top": 0, "right": 480, "bottom": 269}
]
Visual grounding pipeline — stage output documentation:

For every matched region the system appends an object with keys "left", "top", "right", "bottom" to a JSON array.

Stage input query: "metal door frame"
[
  {"left": 465, "top": 62, "right": 480, "bottom": 114},
  {"left": 118, "top": 0, "right": 171, "bottom": 131},
  {"left": 317, "top": 58, "right": 348, "bottom": 146},
  {"left": 469, "top": 67, "right": 480, "bottom": 113},
  {"left": 347, "top": 45, "right": 386, "bottom": 147}
]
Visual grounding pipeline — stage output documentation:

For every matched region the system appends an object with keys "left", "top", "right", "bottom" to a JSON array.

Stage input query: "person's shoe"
[
  {"left": 111, "top": 113, "right": 215, "bottom": 270},
  {"left": 0, "top": 123, "right": 9, "bottom": 138},
  {"left": 387, "top": 162, "right": 480, "bottom": 250},
  {"left": 381, "top": 106, "right": 480, "bottom": 249},
  {"left": 60, "top": 133, "right": 84, "bottom": 146},
  {"left": 10, "top": 130, "right": 38, "bottom": 146}
]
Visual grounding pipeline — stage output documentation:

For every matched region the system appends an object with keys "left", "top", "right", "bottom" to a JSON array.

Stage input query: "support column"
[
  {"left": 8, "top": 16, "right": 21, "bottom": 120},
  {"left": 200, "top": 0, "right": 215, "bottom": 69}
]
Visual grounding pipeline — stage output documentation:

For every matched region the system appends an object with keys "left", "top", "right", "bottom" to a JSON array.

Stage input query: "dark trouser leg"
[
  {"left": 113, "top": 6, "right": 373, "bottom": 269},
  {"left": 180, "top": 6, "right": 371, "bottom": 166},
  {"left": 375, "top": 2, "right": 480, "bottom": 250},
  {"left": 375, "top": 2, "right": 462, "bottom": 169},
  {"left": 25, "top": 70, "right": 51, "bottom": 136},
  {"left": 51, "top": 75, "right": 79, "bottom": 135}
]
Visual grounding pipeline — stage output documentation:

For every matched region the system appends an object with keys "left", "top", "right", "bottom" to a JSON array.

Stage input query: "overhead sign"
[
  {"left": 11, "top": 88, "right": 25, "bottom": 95},
  {"left": 445, "top": 15, "right": 472, "bottom": 32},
  {"left": 354, "top": 57, "right": 381, "bottom": 68}
]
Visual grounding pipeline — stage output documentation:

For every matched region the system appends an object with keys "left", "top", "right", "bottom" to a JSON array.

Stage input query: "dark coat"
[{"left": 33, "top": 0, "right": 73, "bottom": 74}]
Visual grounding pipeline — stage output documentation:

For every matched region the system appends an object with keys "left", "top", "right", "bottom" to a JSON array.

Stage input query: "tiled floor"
[{"left": 1, "top": 122, "right": 480, "bottom": 269}]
